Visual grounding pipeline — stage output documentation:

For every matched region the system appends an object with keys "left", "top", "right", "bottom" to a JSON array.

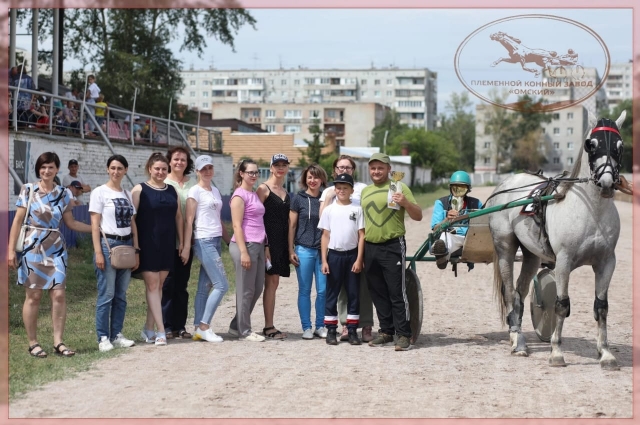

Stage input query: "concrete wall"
[{"left": 8, "top": 132, "right": 234, "bottom": 210}]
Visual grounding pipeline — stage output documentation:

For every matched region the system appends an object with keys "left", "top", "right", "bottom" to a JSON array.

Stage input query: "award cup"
[
  {"left": 387, "top": 171, "right": 405, "bottom": 209},
  {"left": 451, "top": 196, "right": 464, "bottom": 212}
]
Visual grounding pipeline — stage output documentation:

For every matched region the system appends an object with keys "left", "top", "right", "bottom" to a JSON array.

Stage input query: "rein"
[{"left": 483, "top": 174, "right": 588, "bottom": 207}]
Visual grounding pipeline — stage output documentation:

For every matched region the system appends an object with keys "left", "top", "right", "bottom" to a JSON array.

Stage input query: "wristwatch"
[{"left": 134, "top": 248, "right": 141, "bottom": 254}]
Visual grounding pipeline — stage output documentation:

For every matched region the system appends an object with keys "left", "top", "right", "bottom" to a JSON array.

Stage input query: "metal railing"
[{"left": 9, "top": 85, "right": 223, "bottom": 156}]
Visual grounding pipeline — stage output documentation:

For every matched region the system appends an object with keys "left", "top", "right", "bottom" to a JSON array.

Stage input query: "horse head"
[{"left": 584, "top": 110, "right": 626, "bottom": 198}]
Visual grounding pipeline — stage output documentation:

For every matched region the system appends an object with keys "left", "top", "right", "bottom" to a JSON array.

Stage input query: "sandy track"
[{"left": 9, "top": 186, "right": 633, "bottom": 418}]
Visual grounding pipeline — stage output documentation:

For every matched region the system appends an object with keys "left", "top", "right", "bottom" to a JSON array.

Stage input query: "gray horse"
[{"left": 486, "top": 110, "right": 626, "bottom": 370}]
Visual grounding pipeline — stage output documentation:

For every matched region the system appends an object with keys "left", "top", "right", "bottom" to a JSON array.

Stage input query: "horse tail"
[{"left": 492, "top": 248, "right": 508, "bottom": 326}]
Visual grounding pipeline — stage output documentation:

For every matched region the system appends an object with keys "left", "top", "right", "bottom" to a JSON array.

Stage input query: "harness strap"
[{"left": 591, "top": 126, "right": 620, "bottom": 136}]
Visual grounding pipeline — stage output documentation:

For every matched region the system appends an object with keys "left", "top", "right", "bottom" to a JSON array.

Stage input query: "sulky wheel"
[
  {"left": 405, "top": 267, "right": 423, "bottom": 345},
  {"left": 530, "top": 268, "right": 557, "bottom": 343}
]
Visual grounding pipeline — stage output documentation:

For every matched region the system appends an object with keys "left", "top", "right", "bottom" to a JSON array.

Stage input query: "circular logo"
[{"left": 454, "top": 14, "right": 610, "bottom": 112}]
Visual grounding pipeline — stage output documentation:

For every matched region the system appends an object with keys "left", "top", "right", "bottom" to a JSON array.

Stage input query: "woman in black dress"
[
  {"left": 132, "top": 153, "right": 184, "bottom": 345},
  {"left": 256, "top": 153, "right": 291, "bottom": 339}
]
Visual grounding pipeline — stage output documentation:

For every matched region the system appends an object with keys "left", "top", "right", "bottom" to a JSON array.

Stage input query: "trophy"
[
  {"left": 387, "top": 171, "right": 405, "bottom": 209},
  {"left": 451, "top": 196, "right": 464, "bottom": 212}
]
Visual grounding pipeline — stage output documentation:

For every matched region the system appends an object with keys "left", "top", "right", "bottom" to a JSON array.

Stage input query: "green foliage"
[
  {"left": 298, "top": 119, "right": 336, "bottom": 177},
  {"left": 9, "top": 230, "right": 236, "bottom": 399},
  {"left": 610, "top": 99, "right": 633, "bottom": 172},
  {"left": 15, "top": 8, "right": 256, "bottom": 117},
  {"left": 387, "top": 127, "right": 459, "bottom": 182},
  {"left": 436, "top": 92, "right": 476, "bottom": 171},
  {"left": 369, "top": 110, "right": 409, "bottom": 151}
]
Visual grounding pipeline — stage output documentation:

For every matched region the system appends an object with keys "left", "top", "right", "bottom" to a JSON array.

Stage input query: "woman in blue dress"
[
  {"left": 132, "top": 153, "right": 184, "bottom": 346},
  {"left": 8, "top": 152, "right": 91, "bottom": 358}
]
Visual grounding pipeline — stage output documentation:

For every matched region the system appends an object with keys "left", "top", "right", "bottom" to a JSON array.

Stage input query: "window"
[
  {"left": 281, "top": 79, "right": 287, "bottom": 85},
  {"left": 567, "top": 112, "right": 574, "bottom": 119},
  {"left": 266, "top": 124, "right": 276, "bottom": 133},
  {"left": 283, "top": 125, "right": 301, "bottom": 133},
  {"left": 374, "top": 79, "right": 381, "bottom": 85},
  {"left": 567, "top": 127, "right": 573, "bottom": 135},
  {"left": 541, "top": 127, "right": 546, "bottom": 134},
  {"left": 202, "top": 102, "right": 209, "bottom": 108},
  {"left": 284, "top": 110, "right": 302, "bottom": 118},
  {"left": 484, "top": 157, "right": 491, "bottom": 164},
  {"left": 320, "top": 78, "right": 330, "bottom": 84},
  {"left": 386, "top": 79, "right": 392, "bottom": 85},
  {"left": 361, "top": 91, "right": 367, "bottom": 97},
  {"left": 567, "top": 142, "right": 574, "bottom": 149},
  {"left": 484, "top": 142, "right": 491, "bottom": 149},
  {"left": 253, "top": 78, "right": 263, "bottom": 84},
  {"left": 190, "top": 91, "right": 196, "bottom": 97},
  {"left": 553, "top": 128, "right": 560, "bottom": 135},
  {"left": 553, "top": 142, "right": 560, "bottom": 149},
  {"left": 361, "top": 79, "right": 367, "bottom": 85},
  {"left": 212, "top": 79, "right": 225, "bottom": 85},
  {"left": 567, "top": 157, "right": 574, "bottom": 165},
  {"left": 552, "top": 113, "right": 560, "bottom": 120},
  {"left": 281, "top": 91, "right": 288, "bottom": 97},
  {"left": 553, "top": 157, "right": 560, "bottom": 164},
  {"left": 374, "top": 91, "right": 381, "bottom": 97},
  {"left": 212, "top": 90, "right": 224, "bottom": 96},
  {"left": 484, "top": 126, "right": 490, "bottom": 135},
  {"left": 202, "top": 91, "right": 209, "bottom": 97},
  {"left": 309, "top": 110, "right": 320, "bottom": 118},
  {"left": 189, "top": 102, "right": 195, "bottom": 107},
  {"left": 249, "top": 90, "right": 262, "bottom": 96},
  {"left": 190, "top": 80, "right": 196, "bottom": 86},
  {"left": 398, "top": 100, "right": 423, "bottom": 108},
  {"left": 294, "top": 79, "right": 300, "bottom": 85},
  {"left": 202, "top": 80, "right": 209, "bottom": 86},
  {"left": 265, "top": 110, "right": 276, "bottom": 118},
  {"left": 305, "top": 78, "right": 315, "bottom": 84},
  {"left": 386, "top": 91, "right": 393, "bottom": 96}
]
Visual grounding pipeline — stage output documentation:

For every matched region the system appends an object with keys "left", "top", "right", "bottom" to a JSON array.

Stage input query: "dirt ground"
[{"left": 9, "top": 186, "right": 633, "bottom": 419}]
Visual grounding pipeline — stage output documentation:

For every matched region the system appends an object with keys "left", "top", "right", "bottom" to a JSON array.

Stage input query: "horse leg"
[
  {"left": 593, "top": 259, "right": 619, "bottom": 370},
  {"left": 549, "top": 260, "right": 570, "bottom": 367},
  {"left": 510, "top": 249, "right": 541, "bottom": 356}
]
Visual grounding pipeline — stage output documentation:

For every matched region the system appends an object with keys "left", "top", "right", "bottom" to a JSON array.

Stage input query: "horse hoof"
[
  {"left": 548, "top": 356, "right": 566, "bottom": 367},
  {"left": 511, "top": 349, "right": 529, "bottom": 357},
  {"left": 600, "top": 359, "right": 620, "bottom": 371}
]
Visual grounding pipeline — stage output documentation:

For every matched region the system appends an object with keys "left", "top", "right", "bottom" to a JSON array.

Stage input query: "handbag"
[
  {"left": 15, "top": 184, "right": 34, "bottom": 253},
  {"left": 100, "top": 189, "right": 137, "bottom": 269},
  {"left": 101, "top": 230, "right": 137, "bottom": 269}
]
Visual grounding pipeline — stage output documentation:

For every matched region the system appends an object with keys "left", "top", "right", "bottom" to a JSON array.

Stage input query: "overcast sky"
[{"left": 16, "top": 8, "right": 633, "bottom": 112}]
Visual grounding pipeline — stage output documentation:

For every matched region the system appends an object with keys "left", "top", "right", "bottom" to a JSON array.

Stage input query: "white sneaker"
[
  {"left": 314, "top": 327, "right": 328, "bottom": 338},
  {"left": 112, "top": 333, "right": 135, "bottom": 348},
  {"left": 193, "top": 328, "right": 223, "bottom": 343},
  {"left": 242, "top": 332, "right": 265, "bottom": 342},
  {"left": 98, "top": 336, "right": 113, "bottom": 352},
  {"left": 302, "top": 328, "right": 314, "bottom": 340}
]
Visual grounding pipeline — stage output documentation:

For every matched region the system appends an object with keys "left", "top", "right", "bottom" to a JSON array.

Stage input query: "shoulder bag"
[
  {"left": 100, "top": 189, "right": 136, "bottom": 269},
  {"left": 15, "top": 184, "right": 34, "bottom": 253}
]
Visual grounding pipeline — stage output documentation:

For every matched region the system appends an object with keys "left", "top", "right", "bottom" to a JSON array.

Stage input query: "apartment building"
[
  {"left": 604, "top": 61, "right": 633, "bottom": 111},
  {"left": 178, "top": 67, "right": 438, "bottom": 130},
  {"left": 475, "top": 66, "right": 604, "bottom": 173},
  {"left": 209, "top": 102, "right": 390, "bottom": 148}
]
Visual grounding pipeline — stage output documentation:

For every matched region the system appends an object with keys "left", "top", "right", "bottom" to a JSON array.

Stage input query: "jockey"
[{"left": 430, "top": 171, "right": 483, "bottom": 270}]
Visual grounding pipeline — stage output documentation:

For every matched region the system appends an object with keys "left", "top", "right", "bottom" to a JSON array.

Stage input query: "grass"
[
  {"left": 8, "top": 225, "right": 236, "bottom": 399},
  {"left": 413, "top": 187, "right": 451, "bottom": 210}
]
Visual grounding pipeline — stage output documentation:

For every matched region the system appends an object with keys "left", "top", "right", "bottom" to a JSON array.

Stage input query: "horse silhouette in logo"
[{"left": 490, "top": 31, "right": 579, "bottom": 77}]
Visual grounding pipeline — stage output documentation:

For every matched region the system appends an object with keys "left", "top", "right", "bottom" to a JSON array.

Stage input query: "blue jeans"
[
  {"left": 295, "top": 245, "right": 326, "bottom": 331},
  {"left": 94, "top": 238, "right": 132, "bottom": 342},
  {"left": 193, "top": 237, "right": 229, "bottom": 327}
]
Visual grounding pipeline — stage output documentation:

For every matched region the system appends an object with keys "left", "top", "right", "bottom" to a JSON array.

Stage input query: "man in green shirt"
[{"left": 361, "top": 153, "right": 422, "bottom": 351}]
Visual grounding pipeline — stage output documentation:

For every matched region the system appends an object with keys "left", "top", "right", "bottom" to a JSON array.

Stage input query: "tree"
[
  {"left": 297, "top": 119, "right": 325, "bottom": 168},
  {"left": 369, "top": 110, "right": 409, "bottom": 151},
  {"left": 15, "top": 9, "right": 256, "bottom": 117},
  {"left": 437, "top": 92, "right": 476, "bottom": 171},
  {"left": 610, "top": 99, "right": 633, "bottom": 172},
  {"left": 387, "top": 127, "right": 459, "bottom": 183}
]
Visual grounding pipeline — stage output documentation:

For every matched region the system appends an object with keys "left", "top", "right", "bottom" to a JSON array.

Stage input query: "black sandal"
[
  {"left": 53, "top": 342, "right": 75, "bottom": 357},
  {"left": 28, "top": 343, "right": 47, "bottom": 358},
  {"left": 263, "top": 326, "right": 286, "bottom": 340},
  {"left": 178, "top": 330, "right": 192, "bottom": 339}
]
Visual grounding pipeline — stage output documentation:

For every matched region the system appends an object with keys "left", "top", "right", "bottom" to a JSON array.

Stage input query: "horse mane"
[{"left": 505, "top": 33, "right": 521, "bottom": 44}]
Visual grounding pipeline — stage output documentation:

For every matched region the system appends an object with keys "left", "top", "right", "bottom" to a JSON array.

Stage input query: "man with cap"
[
  {"left": 62, "top": 159, "right": 91, "bottom": 204},
  {"left": 66, "top": 180, "right": 84, "bottom": 207},
  {"left": 360, "top": 152, "right": 422, "bottom": 351}
]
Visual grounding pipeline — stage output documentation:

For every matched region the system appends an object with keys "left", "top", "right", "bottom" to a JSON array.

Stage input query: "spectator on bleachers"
[
  {"left": 142, "top": 119, "right": 160, "bottom": 144},
  {"left": 133, "top": 117, "right": 143, "bottom": 139},
  {"left": 30, "top": 89, "right": 50, "bottom": 128},
  {"left": 95, "top": 94, "right": 108, "bottom": 132},
  {"left": 83, "top": 89, "right": 96, "bottom": 137},
  {"left": 65, "top": 88, "right": 79, "bottom": 101},
  {"left": 62, "top": 100, "right": 80, "bottom": 133}
]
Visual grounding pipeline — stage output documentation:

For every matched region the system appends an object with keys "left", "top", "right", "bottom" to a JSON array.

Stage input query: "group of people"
[{"left": 9, "top": 147, "right": 480, "bottom": 357}]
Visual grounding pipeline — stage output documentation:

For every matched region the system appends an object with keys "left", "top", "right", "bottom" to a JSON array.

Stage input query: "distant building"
[
  {"left": 207, "top": 102, "right": 389, "bottom": 148},
  {"left": 178, "top": 67, "right": 438, "bottom": 130},
  {"left": 604, "top": 61, "right": 633, "bottom": 111}
]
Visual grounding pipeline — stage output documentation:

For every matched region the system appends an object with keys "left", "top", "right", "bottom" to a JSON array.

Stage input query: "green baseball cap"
[{"left": 368, "top": 152, "right": 390, "bottom": 164}]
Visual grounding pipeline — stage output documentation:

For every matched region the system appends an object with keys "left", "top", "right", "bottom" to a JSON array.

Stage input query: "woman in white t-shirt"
[
  {"left": 318, "top": 155, "right": 374, "bottom": 343},
  {"left": 181, "top": 155, "right": 231, "bottom": 343},
  {"left": 89, "top": 154, "right": 138, "bottom": 353}
]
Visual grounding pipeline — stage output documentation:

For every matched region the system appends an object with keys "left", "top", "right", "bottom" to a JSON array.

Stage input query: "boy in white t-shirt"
[{"left": 318, "top": 174, "right": 365, "bottom": 346}]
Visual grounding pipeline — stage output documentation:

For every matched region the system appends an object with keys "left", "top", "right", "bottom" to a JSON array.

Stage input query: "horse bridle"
[{"left": 584, "top": 123, "right": 624, "bottom": 185}]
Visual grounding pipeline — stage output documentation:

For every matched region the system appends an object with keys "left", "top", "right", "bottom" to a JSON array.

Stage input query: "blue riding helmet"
[{"left": 449, "top": 171, "right": 472, "bottom": 189}]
